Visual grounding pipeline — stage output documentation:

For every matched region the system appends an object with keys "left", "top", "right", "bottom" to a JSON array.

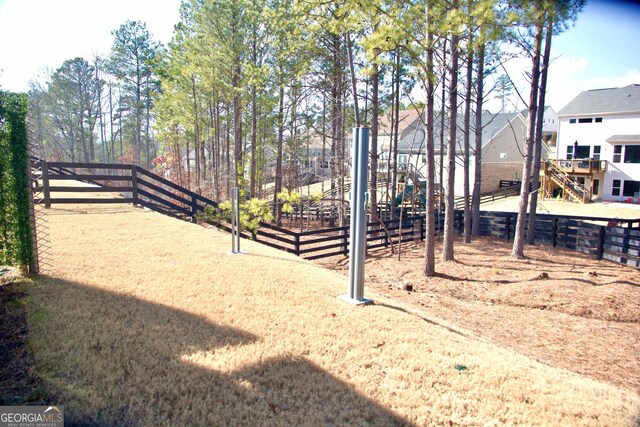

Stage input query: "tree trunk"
[
  {"left": 439, "top": 38, "right": 447, "bottom": 232},
  {"left": 526, "top": 11, "right": 553, "bottom": 245},
  {"left": 146, "top": 78, "right": 153, "bottom": 169},
  {"left": 390, "top": 47, "right": 401, "bottom": 220},
  {"left": 337, "top": 37, "right": 345, "bottom": 227},
  {"left": 512, "top": 6, "right": 544, "bottom": 259},
  {"left": 233, "top": 59, "right": 243, "bottom": 192},
  {"left": 471, "top": 44, "right": 485, "bottom": 237},
  {"left": 135, "top": 56, "right": 142, "bottom": 166},
  {"left": 225, "top": 106, "right": 231, "bottom": 196},
  {"left": 462, "top": 36, "right": 474, "bottom": 244},
  {"left": 214, "top": 96, "right": 221, "bottom": 200},
  {"left": 273, "top": 82, "right": 285, "bottom": 223},
  {"left": 369, "top": 49, "right": 380, "bottom": 218},
  {"left": 191, "top": 75, "right": 201, "bottom": 192},
  {"left": 423, "top": 9, "right": 436, "bottom": 277},
  {"left": 442, "top": 24, "right": 459, "bottom": 262},
  {"left": 346, "top": 33, "right": 360, "bottom": 127}
]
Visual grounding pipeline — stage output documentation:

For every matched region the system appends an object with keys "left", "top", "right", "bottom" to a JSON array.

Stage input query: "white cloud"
[{"left": 583, "top": 70, "right": 640, "bottom": 90}]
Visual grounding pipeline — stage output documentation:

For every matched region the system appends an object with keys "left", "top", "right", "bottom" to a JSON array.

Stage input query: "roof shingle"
[{"left": 557, "top": 84, "right": 640, "bottom": 116}]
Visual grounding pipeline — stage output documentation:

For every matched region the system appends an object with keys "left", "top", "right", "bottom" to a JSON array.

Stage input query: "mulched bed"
[{"left": 315, "top": 237, "right": 640, "bottom": 392}]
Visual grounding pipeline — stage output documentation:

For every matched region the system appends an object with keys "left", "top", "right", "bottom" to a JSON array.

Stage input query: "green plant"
[
  {"left": 200, "top": 197, "right": 273, "bottom": 239},
  {"left": 0, "top": 91, "right": 34, "bottom": 270},
  {"left": 277, "top": 189, "right": 301, "bottom": 227}
]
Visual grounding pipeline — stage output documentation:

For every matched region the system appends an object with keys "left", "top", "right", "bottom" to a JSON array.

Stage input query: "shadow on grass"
[{"left": 26, "top": 277, "right": 411, "bottom": 426}]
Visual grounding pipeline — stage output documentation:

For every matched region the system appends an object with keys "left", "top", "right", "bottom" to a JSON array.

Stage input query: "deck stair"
[{"left": 544, "top": 160, "right": 591, "bottom": 203}]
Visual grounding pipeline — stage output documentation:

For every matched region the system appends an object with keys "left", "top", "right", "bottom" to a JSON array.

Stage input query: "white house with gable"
[
  {"left": 377, "top": 109, "right": 529, "bottom": 196},
  {"left": 555, "top": 84, "right": 640, "bottom": 202}
]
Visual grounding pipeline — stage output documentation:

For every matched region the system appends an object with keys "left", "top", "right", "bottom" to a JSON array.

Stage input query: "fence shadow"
[{"left": 29, "top": 277, "right": 411, "bottom": 426}]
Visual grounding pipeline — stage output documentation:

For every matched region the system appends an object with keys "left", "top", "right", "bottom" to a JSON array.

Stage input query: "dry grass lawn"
[{"left": 19, "top": 202, "right": 640, "bottom": 425}]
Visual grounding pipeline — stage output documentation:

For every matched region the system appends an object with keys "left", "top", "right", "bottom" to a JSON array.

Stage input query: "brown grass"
[{"left": 19, "top": 202, "right": 640, "bottom": 425}]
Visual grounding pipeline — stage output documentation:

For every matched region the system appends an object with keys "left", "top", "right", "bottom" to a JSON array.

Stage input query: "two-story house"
[
  {"left": 553, "top": 84, "right": 640, "bottom": 202},
  {"left": 377, "top": 109, "right": 529, "bottom": 196}
]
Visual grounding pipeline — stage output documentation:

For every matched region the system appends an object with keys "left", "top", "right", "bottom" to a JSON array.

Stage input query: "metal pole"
[
  {"left": 235, "top": 187, "right": 241, "bottom": 253},
  {"left": 343, "top": 127, "right": 372, "bottom": 305},
  {"left": 231, "top": 188, "right": 237, "bottom": 253}
]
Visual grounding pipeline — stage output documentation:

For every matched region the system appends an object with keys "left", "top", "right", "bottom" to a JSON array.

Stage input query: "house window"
[
  {"left": 624, "top": 145, "right": 640, "bottom": 163},
  {"left": 593, "top": 179, "right": 600, "bottom": 195},
  {"left": 623, "top": 181, "right": 640, "bottom": 197},
  {"left": 575, "top": 145, "right": 590, "bottom": 159},
  {"left": 612, "top": 179, "right": 621, "bottom": 196},
  {"left": 578, "top": 118, "right": 593, "bottom": 123},
  {"left": 595, "top": 117, "right": 603, "bottom": 123},
  {"left": 569, "top": 118, "right": 576, "bottom": 124},
  {"left": 421, "top": 153, "right": 426, "bottom": 163},
  {"left": 566, "top": 145, "right": 574, "bottom": 160},
  {"left": 398, "top": 154, "right": 408, "bottom": 165},
  {"left": 593, "top": 145, "right": 601, "bottom": 160},
  {"left": 613, "top": 145, "right": 622, "bottom": 163},
  {"left": 576, "top": 177, "right": 586, "bottom": 185}
]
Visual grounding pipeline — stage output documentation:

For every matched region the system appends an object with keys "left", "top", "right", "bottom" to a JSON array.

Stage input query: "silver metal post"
[
  {"left": 235, "top": 187, "right": 241, "bottom": 253},
  {"left": 342, "top": 127, "right": 372, "bottom": 305},
  {"left": 231, "top": 189, "right": 237, "bottom": 253}
]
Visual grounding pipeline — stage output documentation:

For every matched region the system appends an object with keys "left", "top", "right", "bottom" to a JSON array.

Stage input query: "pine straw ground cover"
[
  {"left": 317, "top": 239, "right": 640, "bottom": 394},
  {"left": 16, "top": 203, "right": 639, "bottom": 425}
]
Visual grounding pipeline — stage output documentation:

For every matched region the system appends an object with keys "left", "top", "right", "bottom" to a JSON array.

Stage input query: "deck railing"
[{"left": 552, "top": 159, "right": 606, "bottom": 174}]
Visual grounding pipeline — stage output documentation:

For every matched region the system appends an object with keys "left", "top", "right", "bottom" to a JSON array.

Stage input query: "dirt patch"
[{"left": 315, "top": 237, "right": 640, "bottom": 392}]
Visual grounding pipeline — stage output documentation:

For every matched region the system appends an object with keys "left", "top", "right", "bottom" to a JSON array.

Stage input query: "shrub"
[
  {"left": 200, "top": 197, "right": 273, "bottom": 239},
  {"left": 0, "top": 92, "right": 34, "bottom": 270}
]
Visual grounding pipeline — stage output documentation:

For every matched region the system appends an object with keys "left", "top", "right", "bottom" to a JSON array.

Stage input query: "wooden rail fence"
[
  {"left": 471, "top": 211, "right": 640, "bottom": 268},
  {"left": 36, "top": 160, "right": 218, "bottom": 221},
  {"left": 36, "top": 159, "right": 639, "bottom": 268}
]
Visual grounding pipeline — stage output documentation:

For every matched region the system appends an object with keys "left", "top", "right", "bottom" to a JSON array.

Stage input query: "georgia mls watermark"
[{"left": 0, "top": 406, "right": 63, "bottom": 427}]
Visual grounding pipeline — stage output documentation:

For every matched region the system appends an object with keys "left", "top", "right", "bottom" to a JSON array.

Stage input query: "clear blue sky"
[{"left": 0, "top": 0, "right": 639, "bottom": 113}]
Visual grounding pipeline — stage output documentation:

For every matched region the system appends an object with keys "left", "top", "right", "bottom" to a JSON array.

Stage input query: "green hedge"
[{"left": 0, "top": 91, "right": 34, "bottom": 269}]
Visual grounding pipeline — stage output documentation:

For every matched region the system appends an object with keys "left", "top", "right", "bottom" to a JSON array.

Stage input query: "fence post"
[
  {"left": 342, "top": 227, "right": 348, "bottom": 255},
  {"left": 42, "top": 161, "right": 51, "bottom": 208},
  {"left": 596, "top": 226, "right": 605, "bottom": 260},
  {"left": 295, "top": 234, "right": 300, "bottom": 256},
  {"left": 505, "top": 215, "right": 511, "bottom": 241},
  {"left": 190, "top": 193, "right": 198, "bottom": 223},
  {"left": 420, "top": 216, "right": 425, "bottom": 241},
  {"left": 552, "top": 217, "right": 559, "bottom": 247},
  {"left": 130, "top": 165, "right": 139, "bottom": 206}
]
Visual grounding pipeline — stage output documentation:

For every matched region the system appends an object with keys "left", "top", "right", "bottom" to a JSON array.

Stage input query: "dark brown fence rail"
[
  {"left": 37, "top": 160, "right": 217, "bottom": 221},
  {"left": 206, "top": 215, "right": 424, "bottom": 261}
]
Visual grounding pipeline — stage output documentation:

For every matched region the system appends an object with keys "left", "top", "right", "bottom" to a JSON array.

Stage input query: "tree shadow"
[{"left": 27, "top": 277, "right": 411, "bottom": 426}]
